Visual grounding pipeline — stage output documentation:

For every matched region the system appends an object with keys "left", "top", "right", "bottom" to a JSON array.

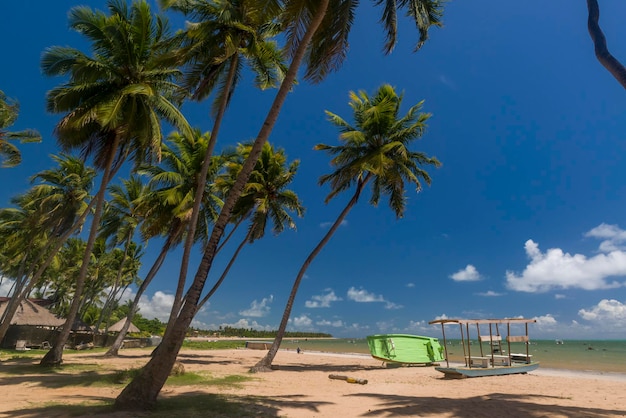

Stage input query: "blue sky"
[{"left": 2, "top": 1, "right": 626, "bottom": 340}]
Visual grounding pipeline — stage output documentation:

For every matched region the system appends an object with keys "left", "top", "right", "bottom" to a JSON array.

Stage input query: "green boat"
[{"left": 366, "top": 334, "right": 445, "bottom": 365}]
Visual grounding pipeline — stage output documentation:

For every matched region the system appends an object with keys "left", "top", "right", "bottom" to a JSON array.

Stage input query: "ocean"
[{"left": 277, "top": 338, "right": 626, "bottom": 374}]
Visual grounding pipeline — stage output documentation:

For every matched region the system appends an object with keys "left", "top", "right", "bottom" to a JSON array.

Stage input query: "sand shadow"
[{"left": 348, "top": 392, "right": 626, "bottom": 417}]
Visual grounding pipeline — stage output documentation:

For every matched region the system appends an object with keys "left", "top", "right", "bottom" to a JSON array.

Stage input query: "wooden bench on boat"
[{"left": 465, "top": 356, "right": 490, "bottom": 368}]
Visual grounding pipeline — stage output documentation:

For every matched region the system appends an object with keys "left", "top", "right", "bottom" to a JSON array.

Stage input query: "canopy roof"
[
  {"left": 0, "top": 299, "right": 64, "bottom": 327},
  {"left": 108, "top": 319, "right": 140, "bottom": 333},
  {"left": 429, "top": 318, "right": 537, "bottom": 325}
]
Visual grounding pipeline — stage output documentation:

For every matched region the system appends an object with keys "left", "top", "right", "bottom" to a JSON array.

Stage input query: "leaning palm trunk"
[
  {"left": 114, "top": 1, "right": 330, "bottom": 409},
  {"left": 41, "top": 137, "right": 119, "bottom": 366},
  {"left": 252, "top": 175, "right": 370, "bottom": 372},
  {"left": 166, "top": 55, "right": 241, "bottom": 335},
  {"left": 587, "top": 0, "right": 626, "bottom": 89},
  {"left": 197, "top": 229, "right": 253, "bottom": 310},
  {"left": 105, "top": 233, "right": 176, "bottom": 357}
]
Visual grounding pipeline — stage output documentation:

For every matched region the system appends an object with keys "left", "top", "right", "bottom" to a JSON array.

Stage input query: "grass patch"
[{"left": 181, "top": 340, "right": 246, "bottom": 350}]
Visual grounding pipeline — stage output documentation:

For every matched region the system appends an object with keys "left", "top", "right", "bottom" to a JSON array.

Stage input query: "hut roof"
[
  {"left": 0, "top": 299, "right": 64, "bottom": 327},
  {"left": 108, "top": 319, "right": 140, "bottom": 333}
]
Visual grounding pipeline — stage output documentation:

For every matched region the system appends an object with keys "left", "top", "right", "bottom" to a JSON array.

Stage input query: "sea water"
[{"left": 278, "top": 338, "right": 626, "bottom": 374}]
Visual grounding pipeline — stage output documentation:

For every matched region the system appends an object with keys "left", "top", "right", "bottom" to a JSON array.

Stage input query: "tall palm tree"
[
  {"left": 159, "top": 0, "right": 286, "bottom": 332},
  {"left": 116, "top": 0, "right": 444, "bottom": 409},
  {"left": 253, "top": 84, "right": 441, "bottom": 370},
  {"left": 0, "top": 154, "right": 95, "bottom": 343},
  {"left": 39, "top": 0, "right": 191, "bottom": 366},
  {"left": 105, "top": 129, "right": 223, "bottom": 356},
  {"left": 0, "top": 90, "right": 41, "bottom": 167},
  {"left": 196, "top": 141, "right": 304, "bottom": 309}
]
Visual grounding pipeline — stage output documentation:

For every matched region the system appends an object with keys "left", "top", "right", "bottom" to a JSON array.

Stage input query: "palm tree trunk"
[
  {"left": 197, "top": 229, "right": 252, "bottom": 310},
  {"left": 40, "top": 136, "right": 120, "bottom": 366},
  {"left": 105, "top": 227, "right": 179, "bottom": 356},
  {"left": 587, "top": 0, "right": 626, "bottom": 89},
  {"left": 114, "top": 1, "right": 330, "bottom": 410},
  {"left": 168, "top": 54, "right": 241, "bottom": 331},
  {"left": 251, "top": 174, "right": 371, "bottom": 372}
]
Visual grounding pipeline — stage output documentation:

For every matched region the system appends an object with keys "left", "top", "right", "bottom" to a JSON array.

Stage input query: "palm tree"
[
  {"left": 115, "top": 0, "right": 444, "bottom": 409},
  {"left": 253, "top": 84, "right": 441, "bottom": 370},
  {"left": 586, "top": 0, "right": 626, "bottom": 89},
  {"left": 0, "top": 154, "right": 95, "bottom": 343},
  {"left": 39, "top": 0, "right": 191, "bottom": 366},
  {"left": 105, "top": 129, "right": 223, "bottom": 356},
  {"left": 0, "top": 90, "right": 41, "bottom": 167},
  {"left": 94, "top": 176, "right": 150, "bottom": 332},
  {"left": 196, "top": 141, "right": 304, "bottom": 309},
  {"left": 159, "top": 0, "right": 286, "bottom": 333}
]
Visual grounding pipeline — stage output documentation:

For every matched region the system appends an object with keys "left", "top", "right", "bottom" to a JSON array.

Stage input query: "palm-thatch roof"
[
  {"left": 108, "top": 318, "right": 140, "bottom": 333},
  {"left": 0, "top": 299, "right": 64, "bottom": 327}
]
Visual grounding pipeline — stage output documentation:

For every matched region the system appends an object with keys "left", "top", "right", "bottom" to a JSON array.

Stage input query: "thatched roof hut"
[
  {"left": 0, "top": 299, "right": 64, "bottom": 327},
  {"left": 108, "top": 318, "right": 140, "bottom": 333}
]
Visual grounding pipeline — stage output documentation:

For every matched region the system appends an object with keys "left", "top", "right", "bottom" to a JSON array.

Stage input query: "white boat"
[{"left": 428, "top": 318, "right": 539, "bottom": 378}]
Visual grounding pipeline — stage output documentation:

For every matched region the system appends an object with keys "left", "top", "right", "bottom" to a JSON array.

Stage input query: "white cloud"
[
  {"left": 506, "top": 238, "right": 626, "bottom": 292},
  {"left": 320, "top": 220, "right": 348, "bottom": 229},
  {"left": 534, "top": 314, "right": 558, "bottom": 328},
  {"left": 450, "top": 265, "right": 481, "bottom": 282},
  {"left": 290, "top": 314, "right": 313, "bottom": 329},
  {"left": 136, "top": 291, "right": 175, "bottom": 322},
  {"left": 305, "top": 289, "right": 342, "bottom": 308},
  {"left": 579, "top": 299, "right": 626, "bottom": 322},
  {"left": 239, "top": 295, "right": 273, "bottom": 317},
  {"left": 316, "top": 319, "right": 344, "bottom": 327},
  {"left": 584, "top": 223, "right": 626, "bottom": 252},
  {"left": 385, "top": 301, "right": 403, "bottom": 310},
  {"left": 555, "top": 294, "right": 566, "bottom": 299},
  {"left": 406, "top": 283, "right": 415, "bottom": 288},
  {"left": 347, "top": 287, "right": 384, "bottom": 303},
  {"left": 477, "top": 291, "right": 502, "bottom": 297},
  {"left": 220, "top": 318, "right": 273, "bottom": 331}
]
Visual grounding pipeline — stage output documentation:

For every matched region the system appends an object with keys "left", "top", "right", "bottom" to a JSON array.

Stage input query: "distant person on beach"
[{"left": 297, "top": 347, "right": 301, "bottom": 354}]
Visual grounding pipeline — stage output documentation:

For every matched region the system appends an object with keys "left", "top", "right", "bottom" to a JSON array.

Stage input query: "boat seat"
[
  {"left": 490, "top": 355, "right": 510, "bottom": 366},
  {"left": 465, "top": 356, "right": 489, "bottom": 368}
]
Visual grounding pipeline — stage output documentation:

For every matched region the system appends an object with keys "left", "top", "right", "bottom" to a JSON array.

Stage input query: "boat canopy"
[{"left": 428, "top": 318, "right": 536, "bottom": 326}]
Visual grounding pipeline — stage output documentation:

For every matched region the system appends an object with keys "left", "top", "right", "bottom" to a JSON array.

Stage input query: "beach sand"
[{"left": 1, "top": 347, "right": 626, "bottom": 417}]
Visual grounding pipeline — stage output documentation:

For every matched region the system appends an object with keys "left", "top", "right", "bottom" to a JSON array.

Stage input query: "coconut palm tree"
[
  {"left": 0, "top": 154, "right": 95, "bottom": 343},
  {"left": 115, "top": 0, "right": 444, "bottom": 409},
  {"left": 105, "top": 129, "right": 223, "bottom": 356},
  {"left": 253, "top": 84, "right": 441, "bottom": 370},
  {"left": 39, "top": 0, "right": 191, "bottom": 366},
  {"left": 0, "top": 90, "right": 41, "bottom": 167},
  {"left": 159, "top": 0, "right": 286, "bottom": 332},
  {"left": 196, "top": 141, "right": 304, "bottom": 309}
]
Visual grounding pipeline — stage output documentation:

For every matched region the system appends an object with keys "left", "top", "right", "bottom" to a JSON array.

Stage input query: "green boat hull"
[{"left": 366, "top": 334, "right": 445, "bottom": 365}]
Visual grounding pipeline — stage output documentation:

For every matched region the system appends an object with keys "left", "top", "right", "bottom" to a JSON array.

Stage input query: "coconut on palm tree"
[
  {"left": 253, "top": 84, "right": 441, "bottom": 371},
  {"left": 39, "top": 0, "right": 191, "bottom": 366}
]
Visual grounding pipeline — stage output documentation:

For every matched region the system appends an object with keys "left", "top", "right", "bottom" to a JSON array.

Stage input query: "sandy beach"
[{"left": 1, "top": 347, "right": 626, "bottom": 417}]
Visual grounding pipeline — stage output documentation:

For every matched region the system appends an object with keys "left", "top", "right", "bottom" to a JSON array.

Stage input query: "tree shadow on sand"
[
  {"left": 1, "top": 391, "right": 333, "bottom": 417},
  {"left": 348, "top": 392, "right": 626, "bottom": 417}
]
